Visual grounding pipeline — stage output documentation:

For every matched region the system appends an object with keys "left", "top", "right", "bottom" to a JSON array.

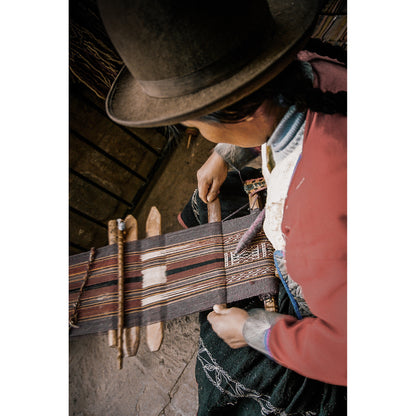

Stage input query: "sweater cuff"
[
  {"left": 214, "top": 143, "right": 259, "bottom": 170},
  {"left": 242, "top": 308, "right": 284, "bottom": 358}
]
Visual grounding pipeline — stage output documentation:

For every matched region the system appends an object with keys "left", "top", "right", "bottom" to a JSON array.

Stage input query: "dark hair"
[
  {"left": 305, "top": 38, "right": 347, "bottom": 65},
  {"left": 200, "top": 40, "right": 347, "bottom": 124},
  {"left": 163, "top": 124, "right": 185, "bottom": 142}
]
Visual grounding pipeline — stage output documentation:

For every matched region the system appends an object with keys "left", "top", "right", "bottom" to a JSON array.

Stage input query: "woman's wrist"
[
  {"left": 214, "top": 143, "right": 259, "bottom": 170},
  {"left": 242, "top": 308, "right": 284, "bottom": 357}
]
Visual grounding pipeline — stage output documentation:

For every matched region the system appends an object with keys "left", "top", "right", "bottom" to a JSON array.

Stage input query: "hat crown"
[{"left": 98, "top": 0, "right": 276, "bottom": 97}]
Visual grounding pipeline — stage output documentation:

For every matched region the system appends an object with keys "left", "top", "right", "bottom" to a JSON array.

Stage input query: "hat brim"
[{"left": 105, "top": 0, "right": 321, "bottom": 128}]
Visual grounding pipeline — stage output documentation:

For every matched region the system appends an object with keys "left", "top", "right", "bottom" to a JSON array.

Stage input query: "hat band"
[{"left": 137, "top": 28, "right": 276, "bottom": 99}]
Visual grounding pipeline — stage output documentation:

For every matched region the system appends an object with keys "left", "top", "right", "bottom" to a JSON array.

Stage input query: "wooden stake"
[
  {"left": 145, "top": 206, "right": 164, "bottom": 352},
  {"left": 123, "top": 326, "right": 140, "bottom": 357},
  {"left": 185, "top": 127, "right": 198, "bottom": 149},
  {"left": 108, "top": 219, "right": 118, "bottom": 244}
]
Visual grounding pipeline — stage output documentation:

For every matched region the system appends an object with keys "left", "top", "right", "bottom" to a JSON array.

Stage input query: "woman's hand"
[
  {"left": 207, "top": 304, "right": 249, "bottom": 348},
  {"left": 197, "top": 152, "right": 228, "bottom": 203}
]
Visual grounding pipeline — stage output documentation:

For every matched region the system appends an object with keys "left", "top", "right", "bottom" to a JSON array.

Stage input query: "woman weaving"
[{"left": 98, "top": 0, "right": 347, "bottom": 414}]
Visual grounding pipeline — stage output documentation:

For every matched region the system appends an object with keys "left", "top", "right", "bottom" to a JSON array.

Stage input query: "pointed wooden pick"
[
  {"left": 146, "top": 323, "right": 163, "bottom": 352},
  {"left": 146, "top": 206, "right": 162, "bottom": 237},
  {"left": 145, "top": 206, "right": 164, "bottom": 352},
  {"left": 124, "top": 214, "right": 138, "bottom": 241}
]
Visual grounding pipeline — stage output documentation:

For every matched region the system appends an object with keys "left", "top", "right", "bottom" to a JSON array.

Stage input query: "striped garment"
[{"left": 69, "top": 213, "right": 277, "bottom": 337}]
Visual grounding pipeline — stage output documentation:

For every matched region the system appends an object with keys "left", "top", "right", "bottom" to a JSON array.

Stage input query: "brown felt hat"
[{"left": 98, "top": 0, "right": 321, "bottom": 128}]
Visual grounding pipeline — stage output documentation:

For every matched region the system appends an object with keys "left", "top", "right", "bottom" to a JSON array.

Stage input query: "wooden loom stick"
[
  {"left": 108, "top": 217, "right": 141, "bottom": 356},
  {"left": 207, "top": 199, "right": 226, "bottom": 308},
  {"left": 145, "top": 206, "right": 164, "bottom": 352},
  {"left": 207, "top": 198, "right": 221, "bottom": 223},
  {"left": 248, "top": 192, "right": 263, "bottom": 211},
  {"left": 117, "top": 218, "right": 126, "bottom": 369},
  {"left": 107, "top": 220, "right": 118, "bottom": 348}
]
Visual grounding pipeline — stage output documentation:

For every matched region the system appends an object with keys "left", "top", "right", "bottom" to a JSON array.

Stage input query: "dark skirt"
[{"left": 196, "top": 292, "right": 346, "bottom": 416}]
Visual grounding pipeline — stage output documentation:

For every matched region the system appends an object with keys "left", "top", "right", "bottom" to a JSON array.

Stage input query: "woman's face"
[{"left": 182, "top": 101, "right": 284, "bottom": 148}]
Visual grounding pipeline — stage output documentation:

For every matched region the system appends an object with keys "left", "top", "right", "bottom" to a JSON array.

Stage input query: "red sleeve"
[{"left": 267, "top": 57, "right": 347, "bottom": 386}]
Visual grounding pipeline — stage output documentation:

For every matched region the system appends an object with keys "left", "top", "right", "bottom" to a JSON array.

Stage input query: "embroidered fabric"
[{"left": 197, "top": 337, "right": 318, "bottom": 416}]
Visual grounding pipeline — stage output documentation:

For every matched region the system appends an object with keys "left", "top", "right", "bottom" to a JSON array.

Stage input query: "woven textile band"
[{"left": 69, "top": 213, "right": 277, "bottom": 337}]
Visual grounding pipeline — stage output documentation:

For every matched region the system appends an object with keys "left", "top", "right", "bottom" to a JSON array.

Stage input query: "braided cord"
[
  {"left": 69, "top": 247, "right": 96, "bottom": 329},
  {"left": 273, "top": 251, "right": 302, "bottom": 320}
]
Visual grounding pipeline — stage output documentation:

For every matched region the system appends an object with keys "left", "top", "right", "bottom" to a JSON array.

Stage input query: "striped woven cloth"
[{"left": 69, "top": 213, "right": 277, "bottom": 337}]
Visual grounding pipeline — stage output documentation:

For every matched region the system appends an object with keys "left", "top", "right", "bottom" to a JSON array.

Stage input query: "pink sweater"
[{"left": 267, "top": 53, "right": 347, "bottom": 386}]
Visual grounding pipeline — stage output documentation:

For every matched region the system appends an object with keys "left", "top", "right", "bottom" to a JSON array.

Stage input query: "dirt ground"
[{"left": 69, "top": 134, "right": 216, "bottom": 416}]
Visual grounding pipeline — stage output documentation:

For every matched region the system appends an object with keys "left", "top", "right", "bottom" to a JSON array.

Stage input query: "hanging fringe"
[{"left": 69, "top": 1, "right": 123, "bottom": 100}]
